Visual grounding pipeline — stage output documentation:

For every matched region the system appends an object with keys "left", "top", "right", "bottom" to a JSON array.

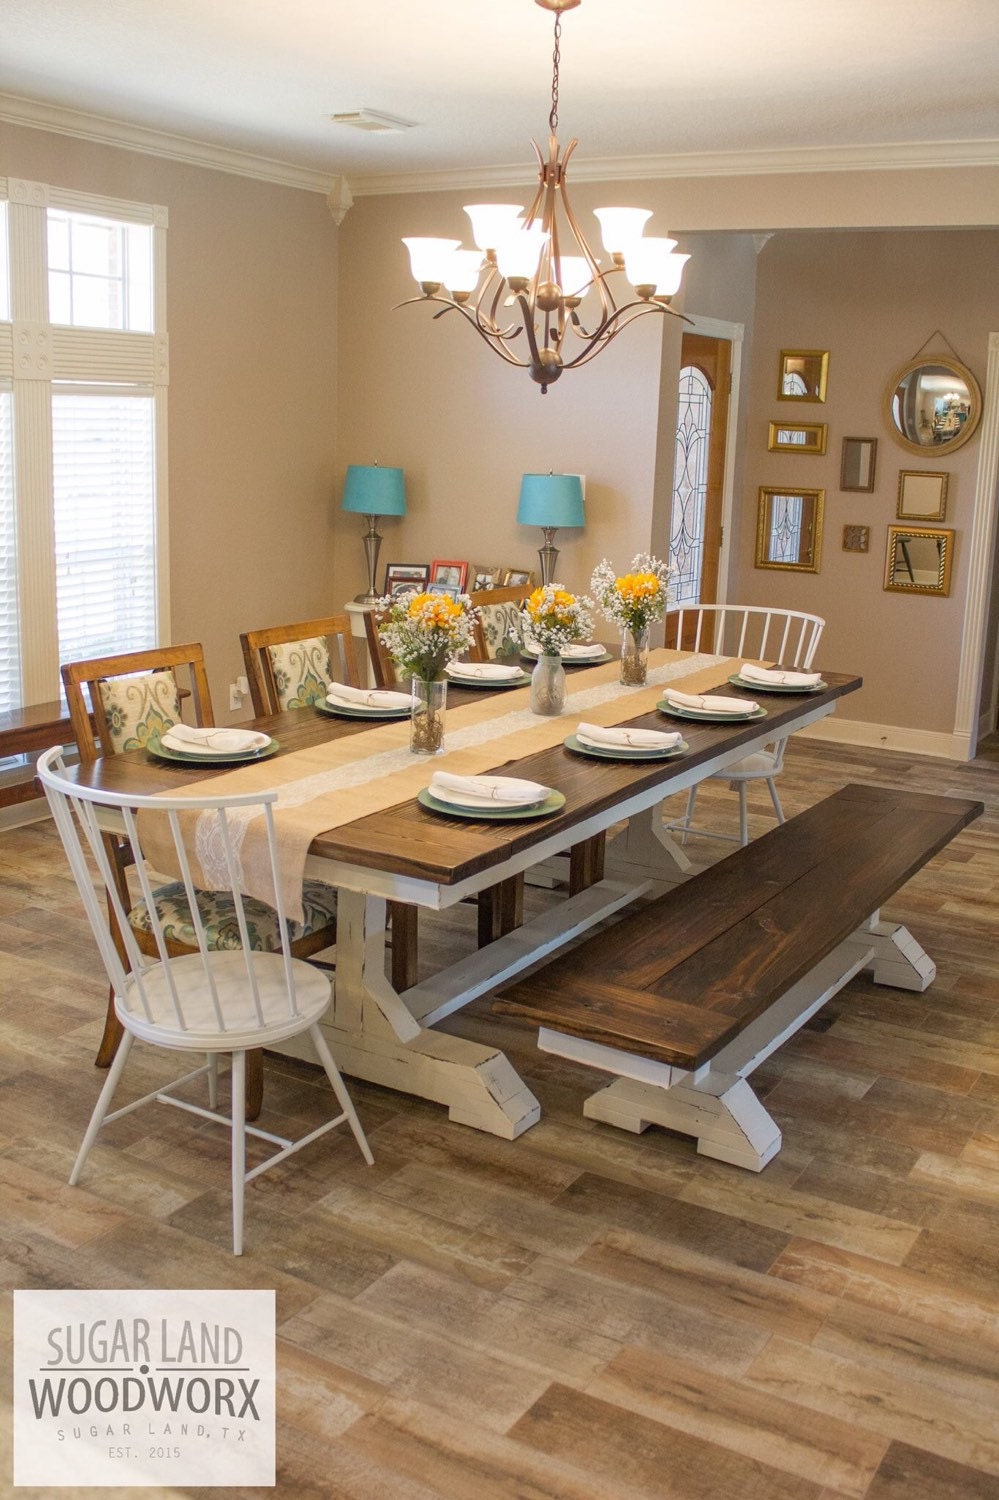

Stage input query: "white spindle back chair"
[
  {"left": 664, "top": 604, "right": 826, "bottom": 846},
  {"left": 37, "top": 747, "right": 372, "bottom": 1255}
]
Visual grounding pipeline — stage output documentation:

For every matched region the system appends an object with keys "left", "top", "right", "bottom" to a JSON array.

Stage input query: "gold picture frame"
[
  {"left": 755, "top": 487, "right": 824, "bottom": 573},
  {"left": 884, "top": 525, "right": 954, "bottom": 596},
  {"left": 777, "top": 349, "right": 829, "bottom": 403},
  {"left": 767, "top": 421, "right": 827, "bottom": 455},
  {"left": 842, "top": 525, "right": 870, "bottom": 553},
  {"left": 896, "top": 470, "right": 949, "bottom": 521}
]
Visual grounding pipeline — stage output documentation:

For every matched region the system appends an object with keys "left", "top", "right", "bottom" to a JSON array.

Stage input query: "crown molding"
[
  {"left": 348, "top": 137, "right": 999, "bottom": 197},
  {"left": 3, "top": 90, "right": 998, "bottom": 201},
  {"left": 0, "top": 93, "right": 340, "bottom": 195}
]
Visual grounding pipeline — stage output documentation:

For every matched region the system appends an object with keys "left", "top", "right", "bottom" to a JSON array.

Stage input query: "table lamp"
[
  {"left": 516, "top": 472, "right": 585, "bottom": 586},
  {"left": 341, "top": 463, "right": 407, "bottom": 603}
]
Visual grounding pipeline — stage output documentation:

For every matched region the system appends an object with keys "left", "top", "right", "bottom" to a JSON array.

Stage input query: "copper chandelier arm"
[
  {"left": 395, "top": 292, "right": 530, "bottom": 365},
  {"left": 558, "top": 298, "right": 692, "bottom": 372}
]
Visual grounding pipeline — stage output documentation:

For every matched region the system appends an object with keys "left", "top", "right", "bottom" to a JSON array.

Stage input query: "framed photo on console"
[
  {"left": 429, "top": 559, "right": 469, "bottom": 592},
  {"left": 383, "top": 562, "right": 429, "bottom": 597}
]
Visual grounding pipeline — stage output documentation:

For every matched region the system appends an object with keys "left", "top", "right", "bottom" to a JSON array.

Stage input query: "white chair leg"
[
  {"left": 737, "top": 783, "right": 749, "bottom": 846},
  {"left": 681, "top": 784, "right": 699, "bottom": 845},
  {"left": 207, "top": 1052, "right": 219, "bottom": 1109},
  {"left": 69, "top": 1032, "right": 134, "bottom": 1186},
  {"left": 766, "top": 776, "right": 786, "bottom": 823},
  {"left": 230, "top": 1050, "right": 246, "bottom": 1256},
  {"left": 309, "top": 1023, "right": 374, "bottom": 1165}
]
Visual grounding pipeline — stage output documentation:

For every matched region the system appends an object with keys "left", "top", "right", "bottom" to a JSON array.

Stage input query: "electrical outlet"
[{"left": 229, "top": 682, "right": 242, "bottom": 711}]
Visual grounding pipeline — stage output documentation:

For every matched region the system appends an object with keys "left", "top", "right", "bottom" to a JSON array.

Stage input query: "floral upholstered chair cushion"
[
  {"left": 478, "top": 600, "right": 524, "bottom": 659},
  {"left": 266, "top": 637, "right": 332, "bottom": 710},
  {"left": 97, "top": 671, "right": 182, "bottom": 752},
  {"left": 129, "top": 879, "right": 338, "bottom": 952}
]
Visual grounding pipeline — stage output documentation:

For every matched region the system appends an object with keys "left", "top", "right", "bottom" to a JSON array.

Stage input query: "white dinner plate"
[{"left": 728, "top": 673, "right": 827, "bottom": 694}]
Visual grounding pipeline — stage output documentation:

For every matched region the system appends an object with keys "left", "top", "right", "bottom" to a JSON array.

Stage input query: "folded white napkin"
[
  {"left": 326, "top": 681, "right": 411, "bottom": 710},
  {"left": 576, "top": 722, "right": 682, "bottom": 751},
  {"left": 429, "top": 771, "right": 550, "bottom": 808},
  {"left": 524, "top": 639, "right": 603, "bottom": 660},
  {"left": 159, "top": 724, "right": 270, "bottom": 754},
  {"left": 738, "top": 662, "right": 822, "bottom": 689},
  {"left": 445, "top": 661, "right": 522, "bottom": 681},
  {"left": 664, "top": 689, "right": 758, "bottom": 715}
]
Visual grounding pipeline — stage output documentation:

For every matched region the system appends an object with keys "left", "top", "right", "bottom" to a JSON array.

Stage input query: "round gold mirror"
[{"left": 883, "top": 356, "right": 982, "bottom": 456}]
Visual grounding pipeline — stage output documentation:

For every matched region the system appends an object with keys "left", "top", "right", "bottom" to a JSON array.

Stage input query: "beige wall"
[{"left": 1, "top": 122, "right": 342, "bottom": 719}]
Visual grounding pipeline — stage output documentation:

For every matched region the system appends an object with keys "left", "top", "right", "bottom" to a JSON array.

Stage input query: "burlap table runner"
[{"left": 142, "top": 648, "right": 734, "bottom": 919}]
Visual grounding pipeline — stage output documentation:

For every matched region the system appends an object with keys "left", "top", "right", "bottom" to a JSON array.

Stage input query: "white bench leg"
[
  {"left": 859, "top": 911, "right": 936, "bottom": 991},
  {"left": 582, "top": 1073, "right": 782, "bottom": 1172}
]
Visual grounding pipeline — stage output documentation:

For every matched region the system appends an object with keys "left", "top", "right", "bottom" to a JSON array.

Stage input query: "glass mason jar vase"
[
  {"left": 530, "top": 653, "right": 567, "bottom": 716},
  {"left": 410, "top": 676, "right": 447, "bottom": 754},
  {"left": 620, "top": 626, "right": 650, "bottom": 686}
]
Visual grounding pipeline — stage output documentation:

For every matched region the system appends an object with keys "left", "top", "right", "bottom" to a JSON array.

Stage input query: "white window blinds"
[
  {"left": 53, "top": 388, "right": 156, "bottom": 669},
  {"left": 0, "top": 390, "right": 19, "bottom": 714}
]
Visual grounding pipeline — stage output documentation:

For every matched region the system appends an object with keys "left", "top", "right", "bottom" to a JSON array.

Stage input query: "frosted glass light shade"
[
  {"left": 341, "top": 464, "right": 407, "bottom": 517},
  {"left": 651, "top": 252, "right": 690, "bottom": 296},
  {"left": 443, "top": 248, "right": 484, "bottom": 293},
  {"left": 557, "top": 256, "right": 595, "bottom": 297},
  {"left": 593, "top": 206, "right": 653, "bottom": 256},
  {"left": 403, "top": 237, "right": 461, "bottom": 285},
  {"left": 463, "top": 203, "right": 524, "bottom": 251},
  {"left": 517, "top": 473, "right": 585, "bottom": 529},
  {"left": 623, "top": 236, "right": 685, "bottom": 293},
  {"left": 496, "top": 226, "right": 547, "bottom": 281}
]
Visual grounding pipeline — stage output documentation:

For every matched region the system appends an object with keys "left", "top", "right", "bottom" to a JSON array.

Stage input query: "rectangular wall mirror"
[
  {"left": 756, "top": 487, "right": 824, "bottom": 572},
  {"left": 768, "top": 421, "right": 827, "bottom": 454},
  {"left": 777, "top": 349, "right": 829, "bottom": 402},
  {"left": 840, "top": 436, "right": 878, "bottom": 492},
  {"left": 897, "top": 469, "right": 949, "bottom": 520},
  {"left": 884, "top": 525, "right": 954, "bottom": 595}
]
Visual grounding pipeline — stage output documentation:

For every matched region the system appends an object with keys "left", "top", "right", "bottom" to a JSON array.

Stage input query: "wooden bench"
[
  {"left": 0, "top": 701, "right": 76, "bottom": 810},
  {"left": 495, "top": 784, "right": 983, "bottom": 1170}
]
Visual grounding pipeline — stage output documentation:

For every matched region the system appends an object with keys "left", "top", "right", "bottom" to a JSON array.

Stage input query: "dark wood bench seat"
[
  {"left": 496, "top": 783, "right": 983, "bottom": 1169},
  {"left": 0, "top": 701, "right": 77, "bottom": 810}
]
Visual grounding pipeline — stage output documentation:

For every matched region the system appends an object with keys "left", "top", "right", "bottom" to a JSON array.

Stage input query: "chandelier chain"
[{"left": 549, "top": 13, "right": 561, "bottom": 135}]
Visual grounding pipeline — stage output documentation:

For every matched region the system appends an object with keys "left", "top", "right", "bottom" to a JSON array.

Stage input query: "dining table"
[{"left": 68, "top": 647, "right": 861, "bottom": 1138}]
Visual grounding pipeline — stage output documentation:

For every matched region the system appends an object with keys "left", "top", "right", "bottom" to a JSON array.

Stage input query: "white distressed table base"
[{"left": 540, "top": 917, "right": 936, "bottom": 1170}]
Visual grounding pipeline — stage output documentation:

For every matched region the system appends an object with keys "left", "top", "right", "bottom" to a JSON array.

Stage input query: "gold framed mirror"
[
  {"left": 777, "top": 349, "right": 829, "bottom": 402},
  {"left": 883, "top": 356, "right": 982, "bottom": 456},
  {"left": 897, "top": 470, "right": 948, "bottom": 521},
  {"left": 767, "top": 421, "right": 827, "bottom": 454},
  {"left": 884, "top": 525, "right": 954, "bottom": 595},
  {"left": 756, "top": 487, "right": 824, "bottom": 572}
]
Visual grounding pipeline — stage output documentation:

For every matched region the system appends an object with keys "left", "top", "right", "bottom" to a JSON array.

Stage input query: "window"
[
  {"left": 0, "top": 181, "right": 168, "bottom": 709},
  {"left": 670, "top": 364, "right": 712, "bottom": 606}
]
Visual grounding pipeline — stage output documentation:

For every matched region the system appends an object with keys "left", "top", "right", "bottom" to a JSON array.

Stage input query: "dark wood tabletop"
[{"left": 68, "top": 670, "right": 862, "bottom": 889}]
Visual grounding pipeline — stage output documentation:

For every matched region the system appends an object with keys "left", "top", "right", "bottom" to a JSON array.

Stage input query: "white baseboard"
[{"left": 797, "top": 716, "right": 972, "bottom": 762}]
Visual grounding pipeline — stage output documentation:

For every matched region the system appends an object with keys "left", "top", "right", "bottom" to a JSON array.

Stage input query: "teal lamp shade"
[
  {"left": 341, "top": 464, "right": 407, "bottom": 517},
  {"left": 517, "top": 473, "right": 584, "bottom": 529},
  {"left": 517, "top": 473, "right": 584, "bottom": 586}
]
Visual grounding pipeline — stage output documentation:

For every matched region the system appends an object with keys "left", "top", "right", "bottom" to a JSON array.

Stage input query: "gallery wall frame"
[
  {"left": 840, "top": 436, "right": 878, "bottom": 493},
  {"left": 897, "top": 469, "right": 949, "bottom": 521},
  {"left": 767, "top": 421, "right": 827, "bottom": 454},
  {"left": 777, "top": 349, "right": 829, "bottom": 402},
  {"left": 842, "top": 525, "right": 870, "bottom": 553},
  {"left": 884, "top": 524, "right": 954, "bottom": 596}
]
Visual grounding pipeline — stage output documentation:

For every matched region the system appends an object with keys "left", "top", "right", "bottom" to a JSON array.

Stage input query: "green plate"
[
  {"left": 417, "top": 787, "right": 566, "bottom": 821},
  {"left": 728, "top": 673, "right": 827, "bottom": 694},
  {"left": 445, "top": 669, "right": 531, "bottom": 688},
  {"left": 316, "top": 700, "right": 410, "bottom": 720},
  {"left": 148, "top": 736, "right": 280, "bottom": 765},
  {"left": 564, "top": 733, "right": 688, "bottom": 761},
  {"left": 657, "top": 700, "right": 767, "bottom": 724},
  {"left": 520, "top": 648, "right": 613, "bottom": 667}
]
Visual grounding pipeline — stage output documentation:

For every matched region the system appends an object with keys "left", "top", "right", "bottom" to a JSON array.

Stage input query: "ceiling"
[{"left": 3, "top": 0, "right": 998, "bottom": 193}]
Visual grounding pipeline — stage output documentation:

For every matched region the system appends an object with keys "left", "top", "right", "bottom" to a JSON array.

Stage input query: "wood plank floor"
[{"left": 2, "top": 736, "right": 999, "bottom": 1498}]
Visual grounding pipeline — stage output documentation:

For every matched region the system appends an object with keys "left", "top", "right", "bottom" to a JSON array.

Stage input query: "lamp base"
[
  {"left": 538, "top": 528, "right": 560, "bottom": 587},
  {"left": 359, "top": 514, "right": 383, "bottom": 603}
]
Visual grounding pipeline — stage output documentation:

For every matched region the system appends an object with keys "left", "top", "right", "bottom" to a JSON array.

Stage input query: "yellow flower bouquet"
[{"left": 590, "top": 553, "right": 672, "bottom": 685}]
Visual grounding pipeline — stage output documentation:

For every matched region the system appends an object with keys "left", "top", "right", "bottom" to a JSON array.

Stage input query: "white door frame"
[
  {"left": 955, "top": 330, "right": 999, "bottom": 759},
  {"left": 680, "top": 314, "right": 744, "bottom": 606}
]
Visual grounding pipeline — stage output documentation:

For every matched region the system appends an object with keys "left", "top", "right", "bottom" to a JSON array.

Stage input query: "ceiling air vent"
[{"left": 330, "top": 109, "right": 417, "bottom": 133}]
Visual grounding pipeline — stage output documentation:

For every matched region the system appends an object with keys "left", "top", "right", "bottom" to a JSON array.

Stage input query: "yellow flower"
[{"left": 615, "top": 571, "right": 659, "bottom": 603}]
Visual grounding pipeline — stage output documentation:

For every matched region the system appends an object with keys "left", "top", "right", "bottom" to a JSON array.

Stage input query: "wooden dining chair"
[
  {"left": 663, "top": 604, "right": 826, "bottom": 845},
  {"left": 60, "top": 644, "right": 338, "bottom": 1116},
  {"left": 38, "top": 746, "right": 372, "bottom": 1255},
  {"left": 467, "top": 586, "right": 529, "bottom": 663},
  {"left": 239, "top": 613, "right": 360, "bottom": 716},
  {"left": 362, "top": 607, "right": 401, "bottom": 689}
]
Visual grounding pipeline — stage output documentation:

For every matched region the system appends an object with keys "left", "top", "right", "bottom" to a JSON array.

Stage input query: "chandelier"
[{"left": 398, "top": 0, "right": 690, "bottom": 394}]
